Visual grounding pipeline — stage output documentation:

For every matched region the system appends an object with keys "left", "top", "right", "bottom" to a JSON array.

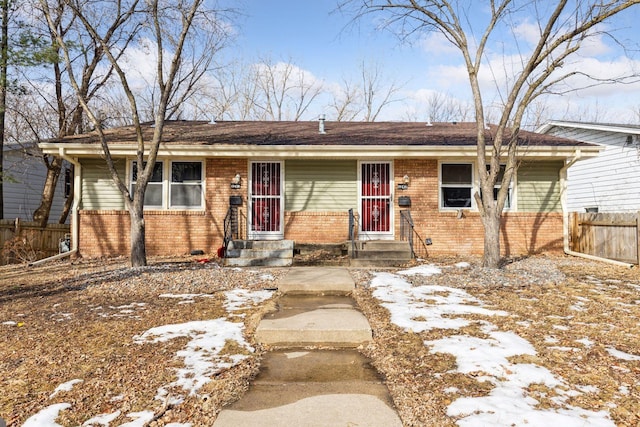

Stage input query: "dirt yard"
[{"left": 0, "top": 254, "right": 638, "bottom": 426}]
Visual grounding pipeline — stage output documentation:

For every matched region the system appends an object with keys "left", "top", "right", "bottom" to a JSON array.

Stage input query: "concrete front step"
[
  {"left": 228, "top": 239, "right": 294, "bottom": 251},
  {"left": 351, "top": 240, "right": 410, "bottom": 251},
  {"left": 225, "top": 257, "right": 293, "bottom": 267},
  {"left": 226, "top": 249, "right": 293, "bottom": 259},
  {"left": 255, "top": 295, "right": 372, "bottom": 347},
  {"left": 225, "top": 239, "right": 294, "bottom": 267},
  {"left": 349, "top": 258, "right": 411, "bottom": 267},
  {"left": 277, "top": 267, "right": 355, "bottom": 295},
  {"left": 214, "top": 350, "right": 402, "bottom": 427},
  {"left": 348, "top": 240, "right": 412, "bottom": 267},
  {"left": 352, "top": 250, "right": 412, "bottom": 259}
]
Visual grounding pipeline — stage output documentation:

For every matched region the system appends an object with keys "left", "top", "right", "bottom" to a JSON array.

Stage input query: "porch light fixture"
[
  {"left": 230, "top": 173, "right": 241, "bottom": 189},
  {"left": 403, "top": 174, "right": 410, "bottom": 184}
]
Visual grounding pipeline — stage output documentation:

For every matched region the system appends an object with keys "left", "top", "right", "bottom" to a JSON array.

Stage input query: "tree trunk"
[
  {"left": 481, "top": 208, "right": 502, "bottom": 268},
  {"left": 32, "top": 156, "right": 63, "bottom": 227},
  {"left": 58, "top": 182, "right": 73, "bottom": 224},
  {"left": 129, "top": 206, "right": 147, "bottom": 267}
]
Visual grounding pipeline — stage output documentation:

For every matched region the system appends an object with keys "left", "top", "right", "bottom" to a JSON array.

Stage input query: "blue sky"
[{"left": 226, "top": 1, "right": 640, "bottom": 124}]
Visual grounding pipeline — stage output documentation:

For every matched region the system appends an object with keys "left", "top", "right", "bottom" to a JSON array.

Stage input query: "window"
[
  {"left": 441, "top": 163, "right": 473, "bottom": 208},
  {"left": 170, "top": 161, "right": 202, "bottom": 208},
  {"left": 489, "top": 165, "right": 512, "bottom": 209},
  {"left": 64, "top": 166, "right": 73, "bottom": 198},
  {"left": 130, "top": 160, "right": 204, "bottom": 209},
  {"left": 131, "top": 161, "right": 164, "bottom": 208}
]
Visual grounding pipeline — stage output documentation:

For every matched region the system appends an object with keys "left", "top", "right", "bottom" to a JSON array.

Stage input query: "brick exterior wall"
[
  {"left": 78, "top": 157, "right": 563, "bottom": 258},
  {"left": 392, "top": 159, "right": 563, "bottom": 256}
]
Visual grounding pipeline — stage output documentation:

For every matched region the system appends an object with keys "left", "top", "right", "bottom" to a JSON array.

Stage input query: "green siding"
[
  {"left": 516, "top": 161, "right": 563, "bottom": 212},
  {"left": 81, "top": 159, "right": 126, "bottom": 210},
  {"left": 285, "top": 160, "right": 357, "bottom": 211}
]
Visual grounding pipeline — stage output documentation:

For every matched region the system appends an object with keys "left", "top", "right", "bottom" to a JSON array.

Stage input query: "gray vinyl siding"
[
  {"left": 3, "top": 149, "right": 67, "bottom": 221},
  {"left": 516, "top": 161, "right": 563, "bottom": 212},
  {"left": 545, "top": 126, "right": 640, "bottom": 212},
  {"left": 285, "top": 160, "right": 357, "bottom": 211},
  {"left": 80, "top": 159, "right": 126, "bottom": 210}
]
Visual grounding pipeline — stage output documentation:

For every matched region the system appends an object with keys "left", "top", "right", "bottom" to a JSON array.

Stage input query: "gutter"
[
  {"left": 38, "top": 142, "right": 603, "bottom": 160},
  {"left": 29, "top": 147, "right": 81, "bottom": 266},
  {"left": 559, "top": 150, "right": 635, "bottom": 268}
]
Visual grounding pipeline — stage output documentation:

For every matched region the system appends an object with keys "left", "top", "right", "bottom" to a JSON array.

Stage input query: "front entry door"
[
  {"left": 359, "top": 162, "right": 393, "bottom": 239},
  {"left": 249, "top": 161, "right": 283, "bottom": 240}
]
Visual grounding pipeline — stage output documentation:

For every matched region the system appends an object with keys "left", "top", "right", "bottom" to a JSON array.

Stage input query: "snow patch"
[
  {"left": 134, "top": 319, "right": 254, "bottom": 397},
  {"left": 22, "top": 403, "right": 71, "bottom": 427},
  {"left": 370, "top": 272, "right": 506, "bottom": 333},
  {"left": 224, "top": 289, "right": 274, "bottom": 313},
  {"left": 397, "top": 264, "right": 442, "bottom": 276},
  {"left": 606, "top": 347, "right": 640, "bottom": 361},
  {"left": 370, "top": 268, "right": 616, "bottom": 427},
  {"left": 49, "top": 379, "right": 83, "bottom": 398},
  {"left": 118, "top": 411, "right": 155, "bottom": 427},
  {"left": 81, "top": 410, "right": 121, "bottom": 426}
]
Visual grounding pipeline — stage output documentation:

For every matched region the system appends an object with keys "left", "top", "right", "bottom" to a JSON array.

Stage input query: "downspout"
[
  {"left": 560, "top": 149, "right": 634, "bottom": 268},
  {"left": 29, "top": 147, "right": 81, "bottom": 266}
]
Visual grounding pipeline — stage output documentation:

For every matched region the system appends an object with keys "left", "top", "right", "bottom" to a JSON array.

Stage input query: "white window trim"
[
  {"left": 488, "top": 164, "right": 516, "bottom": 212},
  {"left": 169, "top": 160, "right": 205, "bottom": 210},
  {"left": 129, "top": 160, "right": 165, "bottom": 209},
  {"left": 438, "top": 161, "right": 517, "bottom": 212},
  {"left": 439, "top": 161, "right": 475, "bottom": 211},
  {"left": 128, "top": 159, "right": 205, "bottom": 211}
]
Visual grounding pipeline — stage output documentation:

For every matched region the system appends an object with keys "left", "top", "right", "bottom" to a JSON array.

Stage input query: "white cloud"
[
  {"left": 512, "top": 20, "right": 541, "bottom": 46},
  {"left": 419, "top": 32, "right": 459, "bottom": 56}
]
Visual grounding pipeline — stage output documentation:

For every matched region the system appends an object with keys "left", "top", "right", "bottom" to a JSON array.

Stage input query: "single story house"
[
  {"left": 3, "top": 142, "right": 70, "bottom": 221},
  {"left": 37, "top": 120, "right": 600, "bottom": 259},
  {"left": 536, "top": 120, "right": 640, "bottom": 213}
]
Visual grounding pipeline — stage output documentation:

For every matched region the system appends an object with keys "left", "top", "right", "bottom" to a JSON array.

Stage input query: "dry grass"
[
  {"left": 1, "top": 254, "right": 639, "bottom": 426},
  {"left": 351, "top": 255, "right": 640, "bottom": 427},
  {"left": 0, "top": 256, "right": 286, "bottom": 426}
]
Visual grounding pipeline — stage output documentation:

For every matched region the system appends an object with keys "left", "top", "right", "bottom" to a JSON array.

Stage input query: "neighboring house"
[
  {"left": 536, "top": 121, "right": 640, "bottom": 213},
  {"left": 38, "top": 120, "right": 599, "bottom": 259},
  {"left": 2, "top": 142, "right": 69, "bottom": 222}
]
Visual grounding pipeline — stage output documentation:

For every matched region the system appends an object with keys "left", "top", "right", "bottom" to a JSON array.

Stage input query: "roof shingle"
[{"left": 50, "top": 120, "right": 592, "bottom": 148}]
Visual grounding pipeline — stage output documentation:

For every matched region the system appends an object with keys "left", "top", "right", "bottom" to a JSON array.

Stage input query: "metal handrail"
[
  {"left": 400, "top": 210, "right": 429, "bottom": 259},
  {"left": 224, "top": 205, "right": 247, "bottom": 244},
  {"left": 348, "top": 208, "right": 358, "bottom": 258},
  {"left": 223, "top": 206, "right": 233, "bottom": 254}
]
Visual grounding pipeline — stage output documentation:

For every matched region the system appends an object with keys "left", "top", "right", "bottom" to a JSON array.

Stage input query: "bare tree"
[
  {"left": 344, "top": 0, "right": 640, "bottom": 268},
  {"left": 328, "top": 77, "right": 361, "bottom": 121},
  {"left": 251, "top": 57, "right": 324, "bottom": 121},
  {"left": 41, "top": 0, "right": 232, "bottom": 266},
  {"left": 406, "top": 90, "right": 473, "bottom": 123},
  {"left": 328, "top": 59, "right": 403, "bottom": 121},
  {"left": 359, "top": 60, "right": 403, "bottom": 121},
  {"left": 26, "top": 0, "right": 133, "bottom": 227}
]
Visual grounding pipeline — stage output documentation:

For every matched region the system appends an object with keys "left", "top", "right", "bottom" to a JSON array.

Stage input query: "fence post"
[{"left": 570, "top": 212, "right": 577, "bottom": 252}]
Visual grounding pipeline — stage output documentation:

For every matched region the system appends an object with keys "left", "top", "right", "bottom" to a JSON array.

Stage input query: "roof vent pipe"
[{"left": 319, "top": 114, "right": 326, "bottom": 134}]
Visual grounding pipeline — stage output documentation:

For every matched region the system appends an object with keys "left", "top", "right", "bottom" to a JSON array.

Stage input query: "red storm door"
[
  {"left": 250, "top": 162, "right": 283, "bottom": 239},
  {"left": 360, "top": 162, "right": 392, "bottom": 236}
]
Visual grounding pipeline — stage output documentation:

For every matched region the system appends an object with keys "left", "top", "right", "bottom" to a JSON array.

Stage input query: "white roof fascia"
[
  {"left": 37, "top": 143, "right": 600, "bottom": 160},
  {"left": 536, "top": 120, "right": 640, "bottom": 135}
]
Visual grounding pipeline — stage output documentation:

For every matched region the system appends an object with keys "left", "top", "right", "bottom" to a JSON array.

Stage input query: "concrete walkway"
[{"left": 214, "top": 267, "right": 403, "bottom": 427}]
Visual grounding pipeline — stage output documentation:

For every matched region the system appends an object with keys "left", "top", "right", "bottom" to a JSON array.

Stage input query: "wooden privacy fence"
[
  {"left": 570, "top": 212, "right": 640, "bottom": 265},
  {"left": 0, "top": 219, "right": 70, "bottom": 264}
]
